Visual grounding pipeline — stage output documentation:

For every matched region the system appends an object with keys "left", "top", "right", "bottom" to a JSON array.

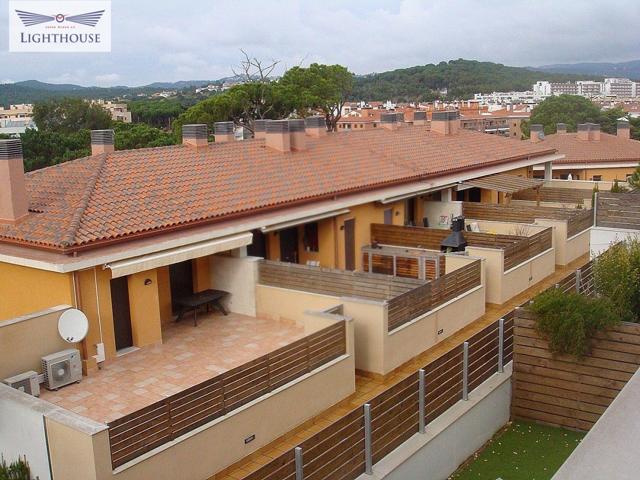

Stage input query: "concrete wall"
[
  {"left": 0, "top": 261, "right": 74, "bottom": 321},
  {"left": 590, "top": 227, "right": 640, "bottom": 258},
  {"left": 465, "top": 219, "right": 548, "bottom": 237},
  {"left": 0, "top": 384, "right": 53, "bottom": 480},
  {"left": 359, "top": 365, "right": 512, "bottom": 480},
  {"left": 465, "top": 245, "right": 555, "bottom": 305},
  {"left": 255, "top": 284, "right": 387, "bottom": 374},
  {"left": 384, "top": 285, "right": 485, "bottom": 374},
  {"left": 0, "top": 305, "right": 75, "bottom": 379},
  {"left": 533, "top": 218, "right": 573, "bottom": 265},
  {"left": 209, "top": 254, "right": 261, "bottom": 316}
]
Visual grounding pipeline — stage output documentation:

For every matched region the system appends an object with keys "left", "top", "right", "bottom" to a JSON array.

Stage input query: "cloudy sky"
[{"left": 1, "top": 0, "right": 639, "bottom": 86}]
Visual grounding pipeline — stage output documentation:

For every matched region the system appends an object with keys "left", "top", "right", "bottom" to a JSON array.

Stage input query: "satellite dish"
[{"left": 58, "top": 309, "right": 89, "bottom": 343}]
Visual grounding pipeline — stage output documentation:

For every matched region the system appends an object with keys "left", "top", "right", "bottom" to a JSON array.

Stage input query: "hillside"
[
  {"left": 0, "top": 79, "right": 218, "bottom": 106},
  {"left": 533, "top": 59, "right": 640, "bottom": 80},
  {"left": 350, "top": 59, "right": 601, "bottom": 102}
]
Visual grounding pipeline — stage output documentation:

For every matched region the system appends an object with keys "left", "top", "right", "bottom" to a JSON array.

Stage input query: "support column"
[{"left": 544, "top": 161, "right": 553, "bottom": 181}]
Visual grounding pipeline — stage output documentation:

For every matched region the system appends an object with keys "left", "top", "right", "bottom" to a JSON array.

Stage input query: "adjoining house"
[
  {"left": 533, "top": 120, "right": 640, "bottom": 181},
  {"left": 0, "top": 112, "right": 564, "bottom": 480}
]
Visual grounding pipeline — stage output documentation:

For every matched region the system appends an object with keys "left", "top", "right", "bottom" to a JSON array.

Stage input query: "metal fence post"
[
  {"left": 498, "top": 319, "right": 504, "bottom": 373},
  {"left": 419, "top": 369, "right": 426, "bottom": 434},
  {"left": 462, "top": 341, "right": 469, "bottom": 401},
  {"left": 295, "top": 446, "right": 304, "bottom": 480},
  {"left": 575, "top": 268, "right": 582, "bottom": 293},
  {"left": 364, "top": 403, "right": 373, "bottom": 475}
]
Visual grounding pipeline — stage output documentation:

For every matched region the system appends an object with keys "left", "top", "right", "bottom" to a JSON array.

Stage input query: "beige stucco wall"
[
  {"left": 0, "top": 306, "right": 76, "bottom": 380},
  {"left": 563, "top": 227, "right": 591, "bottom": 265},
  {"left": 533, "top": 218, "right": 569, "bottom": 265},
  {"left": 209, "top": 254, "right": 260, "bottom": 316},
  {"left": 465, "top": 219, "right": 548, "bottom": 237},
  {"left": 255, "top": 284, "right": 386, "bottom": 374},
  {"left": 384, "top": 285, "right": 485, "bottom": 374}
]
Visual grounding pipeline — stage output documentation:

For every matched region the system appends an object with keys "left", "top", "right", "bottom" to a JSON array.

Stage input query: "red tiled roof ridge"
[{"left": 58, "top": 154, "right": 107, "bottom": 248}]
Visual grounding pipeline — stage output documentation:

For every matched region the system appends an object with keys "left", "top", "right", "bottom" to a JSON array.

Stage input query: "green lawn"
[{"left": 449, "top": 421, "right": 585, "bottom": 480}]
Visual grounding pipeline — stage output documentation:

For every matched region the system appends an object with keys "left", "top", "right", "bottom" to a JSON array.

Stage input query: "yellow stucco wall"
[
  {"left": 0, "top": 261, "right": 74, "bottom": 322},
  {"left": 264, "top": 200, "right": 405, "bottom": 269},
  {"left": 192, "top": 257, "right": 210, "bottom": 292},
  {"left": 128, "top": 270, "right": 163, "bottom": 348},
  {"left": 157, "top": 266, "right": 173, "bottom": 324},
  {"left": 77, "top": 268, "right": 116, "bottom": 369}
]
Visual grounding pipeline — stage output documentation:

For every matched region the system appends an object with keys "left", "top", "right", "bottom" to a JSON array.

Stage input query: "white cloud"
[
  {"left": 1, "top": 0, "right": 639, "bottom": 86},
  {"left": 95, "top": 73, "right": 121, "bottom": 86}
]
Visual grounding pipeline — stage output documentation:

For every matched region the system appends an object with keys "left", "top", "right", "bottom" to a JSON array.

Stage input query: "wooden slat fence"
[
  {"left": 259, "top": 260, "right": 423, "bottom": 301},
  {"left": 502, "top": 227, "right": 553, "bottom": 270},
  {"left": 596, "top": 192, "right": 640, "bottom": 230},
  {"left": 243, "top": 314, "right": 511, "bottom": 480},
  {"left": 513, "top": 186, "right": 591, "bottom": 205},
  {"left": 371, "top": 223, "right": 551, "bottom": 272},
  {"left": 512, "top": 309, "right": 640, "bottom": 431},
  {"left": 387, "top": 259, "right": 482, "bottom": 331},
  {"left": 463, "top": 202, "right": 593, "bottom": 237},
  {"left": 107, "top": 321, "right": 347, "bottom": 468}
]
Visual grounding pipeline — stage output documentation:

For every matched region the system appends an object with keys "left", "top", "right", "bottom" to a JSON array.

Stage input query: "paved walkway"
[{"left": 212, "top": 255, "right": 590, "bottom": 480}]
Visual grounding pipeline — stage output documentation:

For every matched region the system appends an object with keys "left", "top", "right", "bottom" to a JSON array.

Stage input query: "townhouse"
[{"left": 0, "top": 111, "right": 566, "bottom": 480}]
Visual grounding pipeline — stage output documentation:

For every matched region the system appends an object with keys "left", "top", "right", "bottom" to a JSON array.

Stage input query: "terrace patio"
[{"left": 39, "top": 312, "right": 305, "bottom": 424}]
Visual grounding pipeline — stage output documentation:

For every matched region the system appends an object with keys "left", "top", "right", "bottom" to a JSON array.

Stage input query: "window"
[
  {"left": 592, "top": 175, "right": 602, "bottom": 181},
  {"left": 303, "top": 222, "right": 319, "bottom": 252}
]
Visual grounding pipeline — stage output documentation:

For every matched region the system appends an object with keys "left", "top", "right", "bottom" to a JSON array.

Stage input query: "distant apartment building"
[
  {"left": 92, "top": 99, "right": 132, "bottom": 123},
  {"left": 550, "top": 81, "right": 579, "bottom": 95},
  {"left": 603, "top": 77, "right": 636, "bottom": 97},
  {"left": 577, "top": 80, "right": 603, "bottom": 96},
  {"left": 474, "top": 90, "right": 542, "bottom": 105}
]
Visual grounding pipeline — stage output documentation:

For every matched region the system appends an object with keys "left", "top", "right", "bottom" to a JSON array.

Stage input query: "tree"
[
  {"left": 113, "top": 122, "right": 177, "bottom": 150},
  {"left": 33, "top": 98, "right": 112, "bottom": 134},
  {"left": 523, "top": 95, "right": 602, "bottom": 136},
  {"left": 280, "top": 64, "right": 353, "bottom": 131},
  {"left": 20, "top": 128, "right": 91, "bottom": 171},
  {"left": 128, "top": 98, "right": 185, "bottom": 129},
  {"left": 627, "top": 164, "right": 640, "bottom": 190}
]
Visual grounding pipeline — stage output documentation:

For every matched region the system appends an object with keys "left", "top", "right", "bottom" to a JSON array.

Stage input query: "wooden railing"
[
  {"left": 596, "top": 192, "right": 640, "bottom": 231},
  {"left": 387, "top": 260, "right": 482, "bottom": 331},
  {"left": 107, "top": 321, "right": 347, "bottom": 469},
  {"left": 259, "top": 259, "right": 423, "bottom": 302},
  {"left": 513, "top": 186, "right": 591, "bottom": 205},
  {"left": 239, "top": 256, "right": 604, "bottom": 480},
  {"left": 371, "top": 223, "right": 552, "bottom": 273},
  {"left": 463, "top": 202, "right": 593, "bottom": 237},
  {"left": 243, "top": 315, "right": 515, "bottom": 480},
  {"left": 502, "top": 227, "right": 553, "bottom": 270}
]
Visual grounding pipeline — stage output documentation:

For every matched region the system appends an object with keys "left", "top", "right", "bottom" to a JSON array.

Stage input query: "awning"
[
  {"left": 105, "top": 232, "right": 253, "bottom": 278},
  {"left": 260, "top": 209, "right": 350, "bottom": 233},
  {"left": 461, "top": 173, "right": 543, "bottom": 194}
]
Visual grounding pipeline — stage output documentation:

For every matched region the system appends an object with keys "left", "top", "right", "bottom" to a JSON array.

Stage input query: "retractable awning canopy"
[
  {"left": 461, "top": 173, "right": 543, "bottom": 194},
  {"left": 105, "top": 232, "right": 253, "bottom": 278}
]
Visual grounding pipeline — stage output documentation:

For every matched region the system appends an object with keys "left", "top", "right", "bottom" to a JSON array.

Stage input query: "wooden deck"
[{"left": 212, "top": 255, "right": 590, "bottom": 480}]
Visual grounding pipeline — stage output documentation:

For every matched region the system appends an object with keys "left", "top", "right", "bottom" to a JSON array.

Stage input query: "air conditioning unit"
[
  {"left": 42, "top": 349, "right": 82, "bottom": 390},
  {"left": 3, "top": 370, "right": 40, "bottom": 397}
]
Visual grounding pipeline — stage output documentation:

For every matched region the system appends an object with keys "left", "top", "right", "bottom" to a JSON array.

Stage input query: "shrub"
[
  {"left": 0, "top": 455, "right": 31, "bottom": 480},
  {"left": 610, "top": 179, "right": 629, "bottom": 193},
  {"left": 594, "top": 239, "right": 640, "bottom": 322},
  {"left": 530, "top": 288, "right": 618, "bottom": 358}
]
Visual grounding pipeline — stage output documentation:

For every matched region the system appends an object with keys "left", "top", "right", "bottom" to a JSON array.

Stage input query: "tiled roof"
[
  {"left": 541, "top": 132, "right": 640, "bottom": 165},
  {"left": 0, "top": 126, "right": 555, "bottom": 252}
]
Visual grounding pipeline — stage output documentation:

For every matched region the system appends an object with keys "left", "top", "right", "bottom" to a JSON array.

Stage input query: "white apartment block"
[
  {"left": 0, "top": 104, "right": 33, "bottom": 121},
  {"left": 533, "top": 78, "right": 639, "bottom": 99}
]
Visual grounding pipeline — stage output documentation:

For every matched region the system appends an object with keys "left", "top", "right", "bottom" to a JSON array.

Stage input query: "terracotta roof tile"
[
  {"left": 0, "top": 126, "right": 554, "bottom": 251},
  {"left": 542, "top": 132, "right": 640, "bottom": 165}
]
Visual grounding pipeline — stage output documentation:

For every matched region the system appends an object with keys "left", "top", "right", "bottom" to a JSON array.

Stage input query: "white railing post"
[
  {"left": 575, "top": 269, "right": 582, "bottom": 293},
  {"left": 364, "top": 403, "right": 373, "bottom": 474},
  {"left": 498, "top": 319, "right": 504, "bottom": 373},
  {"left": 295, "top": 446, "right": 304, "bottom": 480},
  {"left": 462, "top": 341, "right": 469, "bottom": 401},
  {"left": 419, "top": 369, "right": 426, "bottom": 433}
]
